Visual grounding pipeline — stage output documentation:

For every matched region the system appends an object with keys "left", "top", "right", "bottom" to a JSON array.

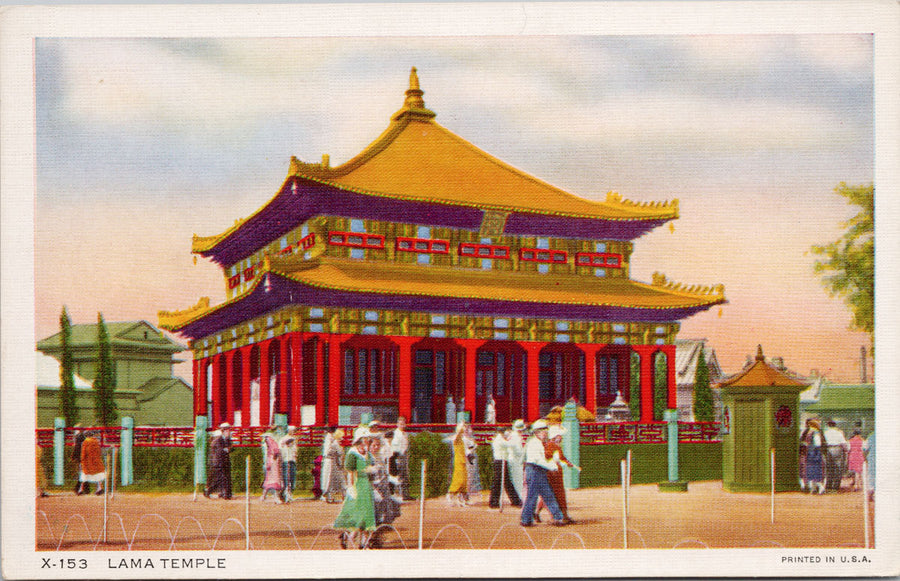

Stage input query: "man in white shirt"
[
  {"left": 823, "top": 420, "right": 849, "bottom": 492},
  {"left": 489, "top": 426, "right": 522, "bottom": 508},
  {"left": 519, "top": 420, "right": 565, "bottom": 527},
  {"left": 390, "top": 416, "right": 412, "bottom": 500}
]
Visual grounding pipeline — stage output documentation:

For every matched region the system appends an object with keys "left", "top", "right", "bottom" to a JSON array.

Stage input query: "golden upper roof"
[{"left": 288, "top": 67, "right": 679, "bottom": 222}]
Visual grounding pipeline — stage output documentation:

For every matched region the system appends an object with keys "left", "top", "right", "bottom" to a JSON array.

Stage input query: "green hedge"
[
  {"left": 579, "top": 443, "right": 723, "bottom": 487},
  {"left": 42, "top": 440, "right": 722, "bottom": 494}
]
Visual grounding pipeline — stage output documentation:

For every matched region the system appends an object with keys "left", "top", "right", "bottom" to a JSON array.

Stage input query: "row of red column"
[{"left": 192, "top": 334, "right": 677, "bottom": 426}]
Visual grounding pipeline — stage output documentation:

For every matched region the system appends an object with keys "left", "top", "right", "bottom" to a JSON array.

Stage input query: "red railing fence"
[{"left": 37, "top": 421, "right": 720, "bottom": 449}]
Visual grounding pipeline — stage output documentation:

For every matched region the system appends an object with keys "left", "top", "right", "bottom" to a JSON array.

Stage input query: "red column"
[
  {"left": 240, "top": 346, "right": 252, "bottom": 428},
  {"left": 578, "top": 343, "right": 602, "bottom": 414},
  {"left": 280, "top": 337, "right": 290, "bottom": 416},
  {"left": 211, "top": 355, "right": 222, "bottom": 427},
  {"left": 461, "top": 339, "right": 486, "bottom": 422},
  {"left": 192, "top": 358, "right": 200, "bottom": 419},
  {"left": 225, "top": 351, "right": 235, "bottom": 424},
  {"left": 393, "top": 336, "right": 418, "bottom": 421},
  {"left": 290, "top": 333, "right": 303, "bottom": 424},
  {"left": 664, "top": 344, "right": 677, "bottom": 410},
  {"left": 315, "top": 336, "right": 326, "bottom": 425},
  {"left": 523, "top": 343, "right": 544, "bottom": 422},
  {"left": 328, "top": 336, "right": 348, "bottom": 426},
  {"left": 259, "top": 340, "right": 271, "bottom": 426},
  {"left": 638, "top": 346, "right": 654, "bottom": 423}
]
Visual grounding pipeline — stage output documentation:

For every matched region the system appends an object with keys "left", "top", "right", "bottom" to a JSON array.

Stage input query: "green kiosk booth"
[{"left": 719, "top": 346, "right": 808, "bottom": 492}]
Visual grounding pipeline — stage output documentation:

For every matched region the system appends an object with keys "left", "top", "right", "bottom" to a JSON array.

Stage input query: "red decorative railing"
[{"left": 36, "top": 421, "right": 720, "bottom": 448}]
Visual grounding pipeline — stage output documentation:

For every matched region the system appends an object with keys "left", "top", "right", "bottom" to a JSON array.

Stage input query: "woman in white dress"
[
  {"left": 505, "top": 419, "right": 527, "bottom": 501},
  {"left": 321, "top": 427, "right": 345, "bottom": 503}
]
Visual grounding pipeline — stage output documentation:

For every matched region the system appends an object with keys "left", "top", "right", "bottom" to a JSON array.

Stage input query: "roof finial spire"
[
  {"left": 403, "top": 66, "right": 426, "bottom": 109},
  {"left": 755, "top": 344, "right": 765, "bottom": 362}
]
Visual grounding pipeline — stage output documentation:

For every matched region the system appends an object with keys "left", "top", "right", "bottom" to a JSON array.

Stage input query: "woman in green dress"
[{"left": 333, "top": 427, "right": 377, "bottom": 548}]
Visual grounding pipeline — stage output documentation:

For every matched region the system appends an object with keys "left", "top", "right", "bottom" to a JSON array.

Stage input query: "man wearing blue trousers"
[{"left": 520, "top": 420, "right": 566, "bottom": 527}]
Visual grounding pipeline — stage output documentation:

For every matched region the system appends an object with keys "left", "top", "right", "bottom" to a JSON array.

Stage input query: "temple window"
[
  {"left": 494, "top": 318, "right": 509, "bottom": 329},
  {"left": 612, "top": 323, "right": 627, "bottom": 333},
  {"left": 555, "top": 334, "right": 570, "bottom": 343},
  {"left": 576, "top": 252, "right": 622, "bottom": 268},
  {"left": 460, "top": 241, "right": 511, "bottom": 262},
  {"left": 519, "top": 248, "right": 568, "bottom": 264},
  {"left": 309, "top": 323, "right": 324, "bottom": 333},
  {"left": 595, "top": 242, "right": 607, "bottom": 252},
  {"left": 309, "top": 308, "right": 324, "bottom": 318},
  {"left": 613, "top": 337, "right": 627, "bottom": 345},
  {"left": 655, "top": 326, "right": 666, "bottom": 334},
  {"left": 430, "top": 329, "right": 447, "bottom": 338},
  {"left": 396, "top": 237, "right": 450, "bottom": 255},
  {"left": 362, "top": 326, "right": 378, "bottom": 335},
  {"left": 494, "top": 331, "right": 509, "bottom": 340},
  {"left": 556, "top": 321, "right": 570, "bottom": 331},
  {"left": 327, "top": 231, "right": 385, "bottom": 250},
  {"left": 431, "top": 315, "right": 446, "bottom": 325},
  {"left": 364, "top": 311, "right": 379, "bottom": 322},
  {"left": 595, "top": 268, "right": 606, "bottom": 277}
]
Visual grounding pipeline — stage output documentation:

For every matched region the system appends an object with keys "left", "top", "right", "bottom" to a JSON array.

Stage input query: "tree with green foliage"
[
  {"left": 692, "top": 348, "right": 714, "bottom": 422},
  {"left": 653, "top": 352, "right": 668, "bottom": 421},
  {"left": 811, "top": 182, "right": 874, "bottom": 344},
  {"left": 58, "top": 306, "right": 78, "bottom": 426},
  {"left": 93, "top": 313, "right": 117, "bottom": 426},
  {"left": 629, "top": 351, "right": 641, "bottom": 420}
]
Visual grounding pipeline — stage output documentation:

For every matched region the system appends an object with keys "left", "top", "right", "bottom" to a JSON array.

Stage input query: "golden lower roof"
[{"left": 273, "top": 256, "right": 725, "bottom": 311}]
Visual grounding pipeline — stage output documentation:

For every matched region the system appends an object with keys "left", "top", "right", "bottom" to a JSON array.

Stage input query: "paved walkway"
[{"left": 35, "top": 481, "right": 873, "bottom": 550}]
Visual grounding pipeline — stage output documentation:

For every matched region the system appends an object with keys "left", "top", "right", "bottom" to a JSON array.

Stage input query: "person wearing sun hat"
[
  {"left": 321, "top": 426, "right": 346, "bottom": 503},
  {"left": 519, "top": 420, "right": 565, "bottom": 527},
  {"left": 506, "top": 419, "right": 527, "bottom": 500},
  {"left": 446, "top": 422, "right": 469, "bottom": 506},
  {"left": 333, "top": 426, "right": 377, "bottom": 548},
  {"left": 804, "top": 419, "right": 826, "bottom": 494}
]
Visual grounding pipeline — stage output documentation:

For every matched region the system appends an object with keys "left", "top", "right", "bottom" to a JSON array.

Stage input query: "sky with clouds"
[{"left": 34, "top": 35, "right": 874, "bottom": 382}]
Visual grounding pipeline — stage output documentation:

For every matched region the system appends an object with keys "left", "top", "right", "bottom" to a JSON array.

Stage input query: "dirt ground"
[{"left": 36, "top": 481, "right": 874, "bottom": 551}]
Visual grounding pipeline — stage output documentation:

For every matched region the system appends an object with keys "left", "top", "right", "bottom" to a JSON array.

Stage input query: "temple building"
[{"left": 159, "top": 68, "right": 726, "bottom": 427}]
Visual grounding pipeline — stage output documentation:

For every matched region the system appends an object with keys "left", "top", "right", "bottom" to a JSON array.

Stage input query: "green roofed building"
[
  {"left": 36, "top": 320, "right": 192, "bottom": 427},
  {"left": 804, "top": 382, "right": 875, "bottom": 437}
]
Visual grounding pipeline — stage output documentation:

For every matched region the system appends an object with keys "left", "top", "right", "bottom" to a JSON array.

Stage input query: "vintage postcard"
[{"left": 2, "top": 2, "right": 898, "bottom": 578}]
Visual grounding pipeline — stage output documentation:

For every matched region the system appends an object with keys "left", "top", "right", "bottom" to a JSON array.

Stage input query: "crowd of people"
[{"left": 799, "top": 418, "right": 874, "bottom": 497}]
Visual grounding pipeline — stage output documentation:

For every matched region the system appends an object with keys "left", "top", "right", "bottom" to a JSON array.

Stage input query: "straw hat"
[
  {"left": 352, "top": 426, "right": 370, "bottom": 444},
  {"left": 548, "top": 425, "right": 566, "bottom": 440},
  {"left": 531, "top": 419, "right": 549, "bottom": 431},
  {"left": 512, "top": 419, "right": 526, "bottom": 431},
  {"left": 219, "top": 422, "right": 232, "bottom": 430}
]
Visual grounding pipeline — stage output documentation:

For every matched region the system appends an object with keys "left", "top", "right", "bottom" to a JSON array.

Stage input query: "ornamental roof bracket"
[
  {"left": 651, "top": 271, "right": 726, "bottom": 299},
  {"left": 605, "top": 191, "right": 679, "bottom": 219},
  {"left": 158, "top": 297, "right": 211, "bottom": 331}
]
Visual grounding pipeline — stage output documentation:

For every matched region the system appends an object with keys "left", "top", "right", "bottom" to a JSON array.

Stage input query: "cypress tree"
[
  {"left": 58, "top": 306, "right": 78, "bottom": 426},
  {"left": 653, "top": 352, "right": 668, "bottom": 421},
  {"left": 93, "top": 313, "right": 117, "bottom": 426},
  {"left": 693, "top": 348, "right": 714, "bottom": 422},
  {"left": 629, "top": 351, "right": 641, "bottom": 421}
]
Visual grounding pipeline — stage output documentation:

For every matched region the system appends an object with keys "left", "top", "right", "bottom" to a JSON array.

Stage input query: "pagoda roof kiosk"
[{"left": 161, "top": 68, "right": 726, "bottom": 428}]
